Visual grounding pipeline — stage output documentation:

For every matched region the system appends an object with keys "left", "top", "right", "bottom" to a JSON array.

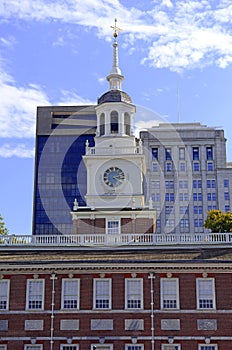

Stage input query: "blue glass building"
[{"left": 33, "top": 105, "right": 96, "bottom": 234}]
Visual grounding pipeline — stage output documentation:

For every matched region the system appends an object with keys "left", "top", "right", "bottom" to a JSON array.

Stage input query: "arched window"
[
  {"left": 124, "top": 113, "right": 131, "bottom": 135},
  {"left": 110, "top": 111, "right": 118, "bottom": 134},
  {"left": 100, "top": 113, "right": 105, "bottom": 136}
]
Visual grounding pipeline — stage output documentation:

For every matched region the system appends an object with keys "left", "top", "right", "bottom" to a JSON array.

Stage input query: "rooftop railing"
[{"left": 1, "top": 232, "right": 232, "bottom": 248}]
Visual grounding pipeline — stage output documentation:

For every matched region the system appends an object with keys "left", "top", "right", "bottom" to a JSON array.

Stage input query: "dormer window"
[
  {"left": 100, "top": 113, "right": 105, "bottom": 136},
  {"left": 110, "top": 111, "right": 118, "bottom": 134},
  {"left": 124, "top": 113, "right": 131, "bottom": 135}
]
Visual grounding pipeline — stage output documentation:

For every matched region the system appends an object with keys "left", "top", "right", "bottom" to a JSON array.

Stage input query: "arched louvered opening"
[
  {"left": 99, "top": 113, "right": 105, "bottom": 136},
  {"left": 110, "top": 111, "right": 119, "bottom": 134},
  {"left": 124, "top": 113, "right": 131, "bottom": 136}
]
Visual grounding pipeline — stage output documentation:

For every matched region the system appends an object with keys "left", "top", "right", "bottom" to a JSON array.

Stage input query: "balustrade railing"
[
  {"left": 0, "top": 232, "right": 232, "bottom": 247},
  {"left": 85, "top": 145, "right": 143, "bottom": 156}
]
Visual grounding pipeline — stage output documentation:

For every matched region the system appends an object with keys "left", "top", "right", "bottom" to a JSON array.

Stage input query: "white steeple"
[{"left": 107, "top": 18, "right": 124, "bottom": 91}]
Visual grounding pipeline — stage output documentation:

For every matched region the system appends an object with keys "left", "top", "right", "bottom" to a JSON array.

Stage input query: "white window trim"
[
  {"left": 0, "top": 346, "right": 7, "bottom": 350},
  {"left": 162, "top": 345, "right": 181, "bottom": 350},
  {"left": 61, "top": 278, "right": 80, "bottom": 310},
  {"left": 125, "top": 278, "right": 144, "bottom": 310},
  {"left": 26, "top": 279, "right": 45, "bottom": 311},
  {"left": 24, "top": 346, "right": 43, "bottom": 350},
  {"left": 125, "top": 344, "right": 144, "bottom": 350},
  {"left": 60, "top": 345, "right": 79, "bottom": 350},
  {"left": 91, "top": 344, "right": 113, "bottom": 350},
  {"left": 0, "top": 279, "right": 10, "bottom": 310},
  {"left": 198, "top": 345, "right": 217, "bottom": 350},
  {"left": 196, "top": 278, "right": 216, "bottom": 310},
  {"left": 106, "top": 218, "right": 121, "bottom": 234},
  {"left": 160, "top": 278, "right": 179, "bottom": 310},
  {"left": 93, "top": 278, "right": 112, "bottom": 310}
]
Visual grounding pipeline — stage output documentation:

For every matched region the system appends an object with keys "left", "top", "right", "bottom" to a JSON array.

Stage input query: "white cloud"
[
  {"left": 0, "top": 70, "right": 50, "bottom": 138},
  {"left": 0, "top": 143, "right": 34, "bottom": 158},
  {"left": 1, "top": 0, "right": 232, "bottom": 71}
]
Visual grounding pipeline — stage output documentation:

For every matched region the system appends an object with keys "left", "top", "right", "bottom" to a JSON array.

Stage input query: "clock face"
[{"left": 103, "top": 167, "right": 125, "bottom": 188}]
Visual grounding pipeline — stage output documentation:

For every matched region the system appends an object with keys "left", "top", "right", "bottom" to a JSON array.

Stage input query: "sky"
[{"left": 0, "top": 0, "right": 232, "bottom": 235}]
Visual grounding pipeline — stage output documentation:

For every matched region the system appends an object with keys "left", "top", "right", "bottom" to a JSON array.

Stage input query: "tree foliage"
[
  {"left": 0, "top": 214, "right": 9, "bottom": 236},
  {"left": 204, "top": 210, "right": 232, "bottom": 233}
]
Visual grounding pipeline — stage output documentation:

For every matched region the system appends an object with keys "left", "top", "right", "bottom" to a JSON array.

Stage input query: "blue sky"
[{"left": 0, "top": 0, "right": 232, "bottom": 234}]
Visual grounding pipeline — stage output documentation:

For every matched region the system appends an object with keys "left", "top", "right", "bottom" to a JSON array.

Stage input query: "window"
[
  {"left": 92, "top": 346, "right": 112, "bottom": 350},
  {"left": 193, "top": 162, "right": 200, "bottom": 171},
  {"left": 180, "top": 219, "right": 189, "bottom": 228},
  {"left": 224, "top": 179, "right": 229, "bottom": 188},
  {"left": 25, "top": 346, "right": 43, "bottom": 350},
  {"left": 193, "top": 179, "right": 201, "bottom": 188},
  {"left": 225, "top": 205, "right": 230, "bottom": 212},
  {"left": 0, "top": 280, "right": 10, "bottom": 310},
  {"left": 180, "top": 206, "right": 188, "bottom": 214},
  {"left": 26, "top": 279, "right": 44, "bottom": 310},
  {"left": 179, "top": 162, "right": 185, "bottom": 172},
  {"left": 152, "top": 193, "right": 160, "bottom": 202},
  {"left": 207, "top": 162, "right": 213, "bottom": 171},
  {"left": 206, "top": 146, "right": 213, "bottom": 160},
  {"left": 61, "top": 279, "right": 80, "bottom": 310},
  {"left": 212, "top": 193, "right": 216, "bottom": 201},
  {"left": 179, "top": 180, "right": 188, "bottom": 189},
  {"left": 207, "top": 193, "right": 216, "bottom": 201},
  {"left": 179, "top": 193, "right": 188, "bottom": 201},
  {"left": 165, "top": 219, "right": 175, "bottom": 228},
  {"left": 152, "top": 148, "right": 158, "bottom": 160},
  {"left": 199, "top": 345, "right": 217, "bottom": 350},
  {"left": 125, "top": 278, "right": 143, "bottom": 309},
  {"left": 208, "top": 205, "right": 217, "bottom": 211},
  {"left": 166, "top": 162, "right": 172, "bottom": 172},
  {"left": 0, "top": 345, "right": 7, "bottom": 350},
  {"left": 152, "top": 162, "right": 158, "bottom": 172},
  {"left": 126, "top": 346, "right": 144, "bottom": 350},
  {"left": 194, "top": 219, "right": 203, "bottom": 227},
  {"left": 196, "top": 278, "right": 215, "bottom": 309},
  {"left": 207, "top": 179, "right": 216, "bottom": 188},
  {"left": 193, "top": 147, "right": 199, "bottom": 160},
  {"left": 224, "top": 192, "right": 229, "bottom": 200},
  {"left": 94, "top": 279, "right": 111, "bottom": 309},
  {"left": 107, "top": 220, "right": 120, "bottom": 234},
  {"left": 179, "top": 148, "right": 185, "bottom": 160},
  {"left": 161, "top": 278, "right": 179, "bottom": 309},
  {"left": 162, "top": 346, "right": 180, "bottom": 350},
  {"left": 165, "top": 148, "right": 172, "bottom": 160},
  {"left": 151, "top": 180, "right": 159, "bottom": 189},
  {"left": 166, "top": 193, "right": 174, "bottom": 202},
  {"left": 165, "top": 206, "right": 174, "bottom": 214},
  {"left": 166, "top": 181, "right": 174, "bottom": 189}
]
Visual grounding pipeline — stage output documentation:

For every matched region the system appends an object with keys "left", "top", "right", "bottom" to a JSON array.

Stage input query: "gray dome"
[{"left": 98, "top": 90, "right": 132, "bottom": 105}]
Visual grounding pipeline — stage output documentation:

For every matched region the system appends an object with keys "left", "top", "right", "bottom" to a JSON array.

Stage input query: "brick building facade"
[{"left": 0, "top": 246, "right": 231, "bottom": 350}]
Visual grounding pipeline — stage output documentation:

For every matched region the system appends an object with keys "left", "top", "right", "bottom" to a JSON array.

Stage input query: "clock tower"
[{"left": 71, "top": 20, "right": 156, "bottom": 238}]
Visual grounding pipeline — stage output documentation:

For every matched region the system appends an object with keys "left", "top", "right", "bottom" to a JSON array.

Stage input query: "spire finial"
[
  {"left": 107, "top": 19, "right": 124, "bottom": 91},
  {"left": 110, "top": 18, "right": 122, "bottom": 39}
]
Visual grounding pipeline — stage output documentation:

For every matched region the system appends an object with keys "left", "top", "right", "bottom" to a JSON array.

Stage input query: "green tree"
[
  {"left": 204, "top": 210, "right": 232, "bottom": 233},
  {"left": 0, "top": 214, "right": 9, "bottom": 236}
]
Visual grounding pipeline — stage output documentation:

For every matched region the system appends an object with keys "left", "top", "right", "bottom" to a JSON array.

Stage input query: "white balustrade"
[{"left": 0, "top": 232, "right": 232, "bottom": 248}]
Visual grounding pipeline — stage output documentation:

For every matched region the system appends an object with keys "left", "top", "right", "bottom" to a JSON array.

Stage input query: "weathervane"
[{"left": 111, "top": 18, "right": 122, "bottom": 38}]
